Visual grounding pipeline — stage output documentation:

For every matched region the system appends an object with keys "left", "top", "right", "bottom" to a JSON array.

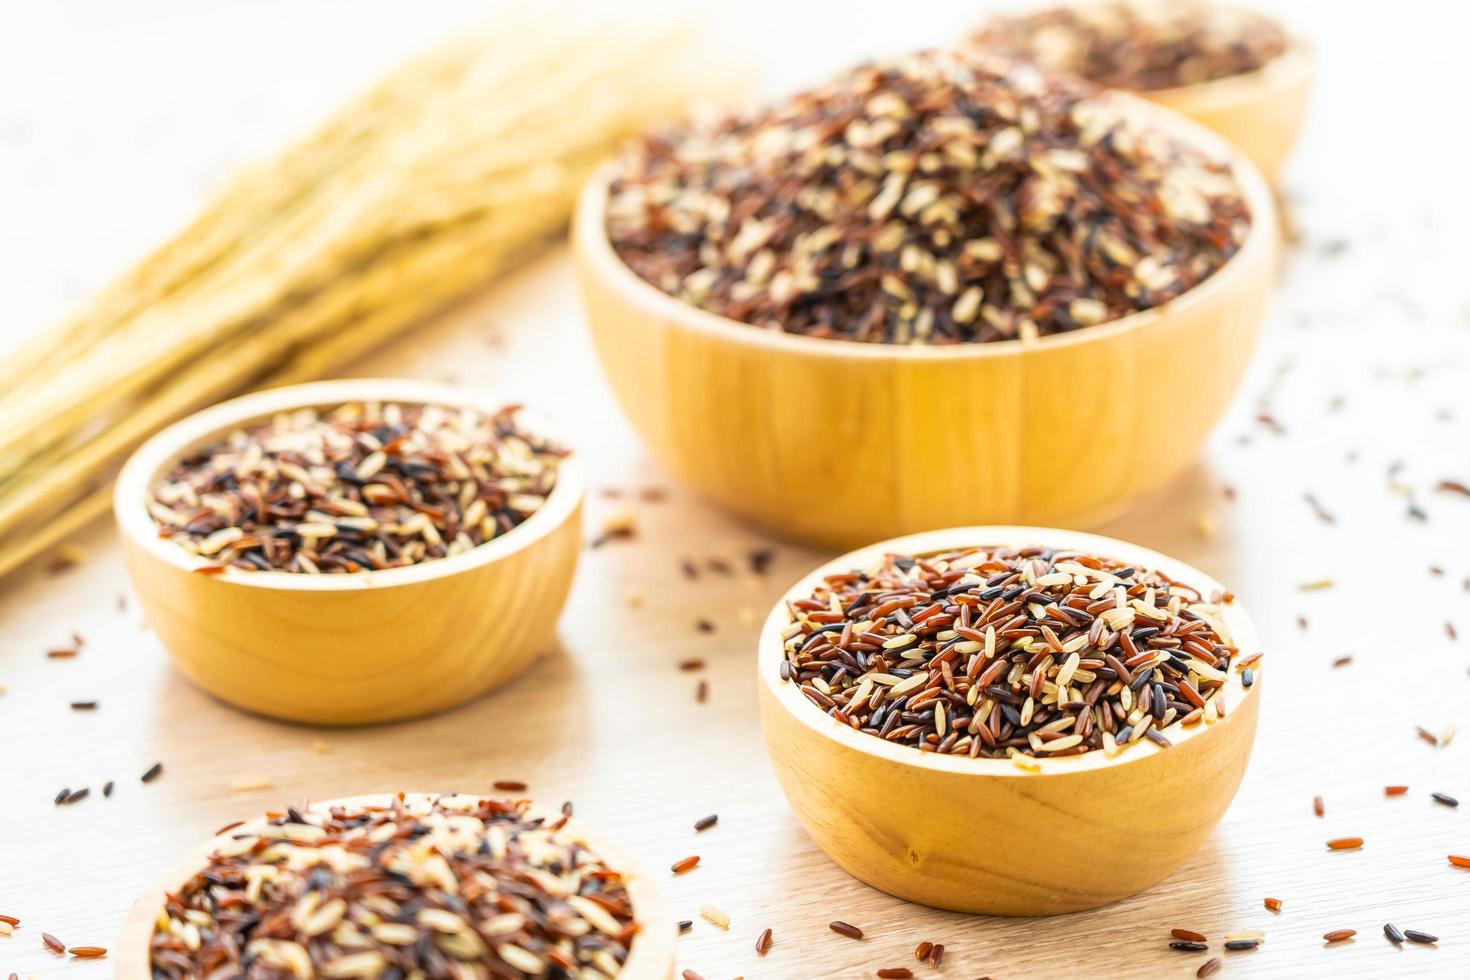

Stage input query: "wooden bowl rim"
[
  {"left": 757, "top": 525, "right": 1261, "bottom": 778},
  {"left": 115, "top": 792, "right": 675, "bottom": 979},
  {"left": 573, "top": 91, "right": 1276, "bottom": 361},
  {"left": 114, "top": 378, "right": 586, "bottom": 592},
  {"left": 1146, "top": 40, "right": 1312, "bottom": 112}
]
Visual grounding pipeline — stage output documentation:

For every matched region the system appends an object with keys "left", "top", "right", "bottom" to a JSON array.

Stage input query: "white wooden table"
[{"left": 4, "top": 1, "right": 1470, "bottom": 977}]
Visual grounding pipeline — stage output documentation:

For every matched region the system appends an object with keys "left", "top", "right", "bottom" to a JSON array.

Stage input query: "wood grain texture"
[
  {"left": 113, "top": 380, "right": 584, "bottom": 725},
  {"left": 113, "top": 794, "right": 676, "bottom": 979},
  {"left": 1147, "top": 44, "right": 1314, "bottom": 182},
  {"left": 759, "top": 527, "right": 1262, "bottom": 915},
  {"left": 572, "top": 100, "right": 1280, "bottom": 549}
]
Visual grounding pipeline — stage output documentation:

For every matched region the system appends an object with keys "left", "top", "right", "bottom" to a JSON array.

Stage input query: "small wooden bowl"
[
  {"left": 572, "top": 99, "right": 1278, "bottom": 550},
  {"left": 757, "top": 526, "right": 1262, "bottom": 915},
  {"left": 114, "top": 379, "right": 584, "bottom": 725},
  {"left": 1144, "top": 42, "right": 1312, "bottom": 182},
  {"left": 116, "top": 793, "right": 675, "bottom": 979}
]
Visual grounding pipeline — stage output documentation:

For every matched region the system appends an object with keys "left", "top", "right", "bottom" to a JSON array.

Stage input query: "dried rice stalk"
[{"left": 0, "top": 18, "right": 723, "bottom": 578}]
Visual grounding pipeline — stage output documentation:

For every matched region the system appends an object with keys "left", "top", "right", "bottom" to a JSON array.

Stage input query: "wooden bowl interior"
[
  {"left": 115, "top": 378, "right": 584, "bottom": 593},
  {"left": 576, "top": 86, "right": 1277, "bottom": 366},
  {"left": 759, "top": 525, "right": 1260, "bottom": 775}
]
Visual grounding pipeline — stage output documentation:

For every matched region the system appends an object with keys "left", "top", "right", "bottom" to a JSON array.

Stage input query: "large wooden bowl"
[
  {"left": 1145, "top": 43, "right": 1312, "bottom": 182},
  {"left": 758, "top": 526, "right": 1262, "bottom": 915},
  {"left": 116, "top": 793, "right": 675, "bottom": 979},
  {"left": 572, "top": 99, "right": 1278, "bottom": 550},
  {"left": 114, "top": 379, "right": 584, "bottom": 726}
]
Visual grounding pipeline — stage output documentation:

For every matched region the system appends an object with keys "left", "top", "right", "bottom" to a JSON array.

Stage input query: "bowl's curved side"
[
  {"left": 121, "top": 492, "right": 582, "bottom": 725},
  {"left": 116, "top": 795, "right": 676, "bottom": 980},
  {"left": 1146, "top": 45, "right": 1313, "bottom": 181},
  {"left": 759, "top": 674, "right": 1260, "bottom": 914},
  {"left": 574, "top": 165, "right": 1277, "bottom": 546}
]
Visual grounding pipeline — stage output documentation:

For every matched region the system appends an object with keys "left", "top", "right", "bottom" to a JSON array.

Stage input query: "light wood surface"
[
  {"left": 113, "top": 380, "right": 585, "bottom": 725},
  {"left": 6, "top": 238, "right": 1470, "bottom": 980},
  {"left": 572, "top": 99, "right": 1279, "bottom": 549},
  {"left": 1146, "top": 44, "right": 1314, "bottom": 183},
  {"left": 113, "top": 794, "right": 676, "bottom": 979},
  {"left": 7, "top": 2, "right": 1470, "bottom": 978},
  {"left": 760, "top": 527, "right": 1262, "bottom": 916}
]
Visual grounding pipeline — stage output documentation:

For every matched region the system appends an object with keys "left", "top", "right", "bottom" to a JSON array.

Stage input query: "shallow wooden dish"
[
  {"left": 114, "top": 379, "right": 584, "bottom": 726},
  {"left": 115, "top": 792, "right": 675, "bottom": 979},
  {"left": 757, "top": 526, "right": 1262, "bottom": 916},
  {"left": 1145, "top": 42, "right": 1312, "bottom": 182},
  {"left": 572, "top": 99, "right": 1278, "bottom": 550}
]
